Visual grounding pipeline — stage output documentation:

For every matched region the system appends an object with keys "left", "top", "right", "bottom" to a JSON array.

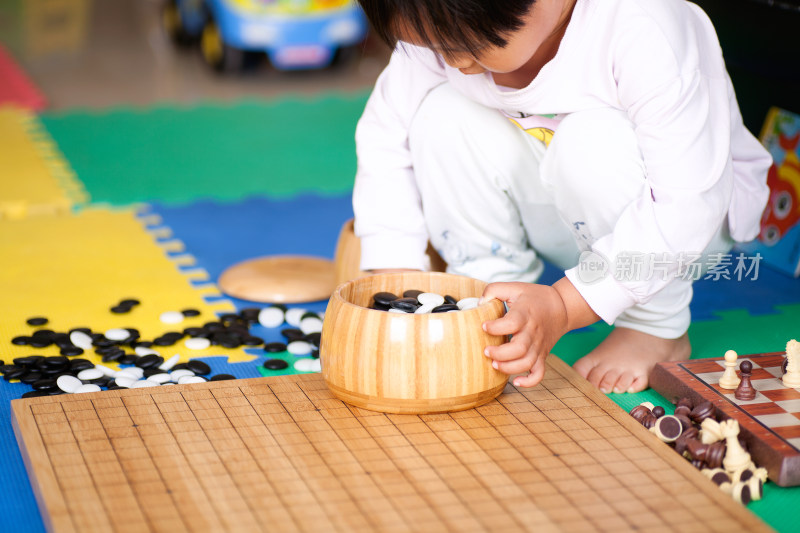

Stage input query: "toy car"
[{"left": 162, "top": 0, "right": 369, "bottom": 72}]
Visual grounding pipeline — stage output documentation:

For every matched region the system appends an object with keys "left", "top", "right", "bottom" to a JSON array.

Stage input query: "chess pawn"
[
  {"left": 718, "top": 350, "right": 741, "bottom": 390},
  {"left": 700, "top": 418, "right": 724, "bottom": 444},
  {"left": 720, "top": 420, "right": 751, "bottom": 473},
  {"left": 783, "top": 339, "right": 800, "bottom": 388},
  {"left": 735, "top": 361, "right": 756, "bottom": 401}
]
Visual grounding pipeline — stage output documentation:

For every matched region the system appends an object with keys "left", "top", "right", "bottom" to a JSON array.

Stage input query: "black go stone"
[
  {"left": 136, "top": 354, "right": 164, "bottom": 369},
  {"left": 119, "top": 299, "right": 140, "bottom": 307},
  {"left": 28, "top": 337, "right": 52, "bottom": 348},
  {"left": 311, "top": 349, "right": 320, "bottom": 359},
  {"left": 22, "top": 390, "right": 48, "bottom": 398},
  {"left": 432, "top": 304, "right": 459, "bottom": 313},
  {"left": 240, "top": 308, "right": 260, "bottom": 322},
  {"left": 281, "top": 329, "right": 304, "bottom": 342},
  {"left": 143, "top": 368, "right": 164, "bottom": 378},
  {"left": 0, "top": 364, "right": 20, "bottom": 374},
  {"left": 301, "top": 311, "right": 320, "bottom": 321},
  {"left": 171, "top": 362, "right": 190, "bottom": 371},
  {"left": 11, "top": 336, "right": 31, "bottom": 346},
  {"left": 182, "top": 308, "right": 201, "bottom": 317},
  {"left": 61, "top": 347, "right": 84, "bottom": 357},
  {"left": 4, "top": 367, "right": 27, "bottom": 381},
  {"left": 70, "top": 359, "right": 95, "bottom": 372},
  {"left": 110, "top": 305, "right": 131, "bottom": 314},
  {"left": 26, "top": 317, "right": 48, "bottom": 326},
  {"left": 305, "top": 333, "right": 321, "bottom": 347},
  {"left": 69, "top": 327, "right": 92, "bottom": 335},
  {"left": 263, "top": 359, "right": 289, "bottom": 371},
  {"left": 14, "top": 356, "right": 43, "bottom": 366},
  {"left": 20, "top": 372, "right": 43, "bottom": 385},
  {"left": 210, "top": 374, "right": 235, "bottom": 381},
  {"left": 373, "top": 292, "right": 399, "bottom": 307},
  {"left": 187, "top": 360, "right": 211, "bottom": 376},
  {"left": 44, "top": 356, "right": 69, "bottom": 369},
  {"left": 102, "top": 351, "right": 123, "bottom": 363},
  {"left": 389, "top": 298, "right": 420, "bottom": 312},
  {"left": 32, "top": 379, "right": 58, "bottom": 392},
  {"left": 444, "top": 295, "right": 458, "bottom": 305},
  {"left": 264, "top": 342, "right": 287, "bottom": 353},
  {"left": 242, "top": 336, "right": 264, "bottom": 346},
  {"left": 119, "top": 355, "right": 137, "bottom": 365},
  {"left": 184, "top": 327, "right": 206, "bottom": 337},
  {"left": 403, "top": 289, "right": 423, "bottom": 299}
]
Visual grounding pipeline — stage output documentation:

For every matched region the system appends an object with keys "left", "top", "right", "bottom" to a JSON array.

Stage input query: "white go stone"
[
  {"left": 160, "top": 311, "right": 184, "bottom": 324},
  {"left": 159, "top": 354, "right": 181, "bottom": 371},
  {"left": 287, "top": 340, "right": 312, "bottom": 356},
  {"left": 74, "top": 384, "right": 102, "bottom": 394},
  {"left": 77, "top": 368, "right": 103, "bottom": 381},
  {"left": 135, "top": 346, "right": 160, "bottom": 357},
  {"left": 95, "top": 364, "right": 117, "bottom": 378},
  {"left": 457, "top": 297, "right": 480, "bottom": 310},
  {"left": 388, "top": 308, "right": 407, "bottom": 314},
  {"left": 414, "top": 303, "right": 436, "bottom": 314},
  {"left": 147, "top": 373, "right": 172, "bottom": 384},
  {"left": 178, "top": 376, "right": 207, "bottom": 385},
  {"left": 284, "top": 308, "right": 306, "bottom": 327},
  {"left": 69, "top": 331, "right": 93, "bottom": 350},
  {"left": 417, "top": 292, "right": 445, "bottom": 306},
  {"left": 170, "top": 369, "right": 195, "bottom": 381},
  {"left": 114, "top": 377, "right": 137, "bottom": 388},
  {"left": 294, "top": 358, "right": 322, "bottom": 373},
  {"left": 124, "top": 366, "right": 145, "bottom": 379},
  {"left": 299, "top": 316, "right": 323, "bottom": 335},
  {"left": 56, "top": 375, "right": 82, "bottom": 393},
  {"left": 114, "top": 369, "right": 140, "bottom": 381},
  {"left": 131, "top": 380, "right": 159, "bottom": 388},
  {"left": 105, "top": 328, "right": 130, "bottom": 341},
  {"left": 185, "top": 337, "right": 211, "bottom": 350},
  {"left": 258, "top": 306, "right": 285, "bottom": 328}
]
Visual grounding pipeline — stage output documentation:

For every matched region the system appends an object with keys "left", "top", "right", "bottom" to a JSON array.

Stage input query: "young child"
[{"left": 352, "top": 0, "right": 771, "bottom": 393}]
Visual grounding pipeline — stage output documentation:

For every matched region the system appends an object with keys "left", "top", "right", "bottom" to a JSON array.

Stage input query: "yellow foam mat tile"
[
  {"left": 0, "top": 107, "right": 88, "bottom": 219},
  {"left": 0, "top": 207, "right": 256, "bottom": 366}
]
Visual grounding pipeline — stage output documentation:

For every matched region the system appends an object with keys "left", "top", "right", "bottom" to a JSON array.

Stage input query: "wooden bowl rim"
[{"left": 329, "top": 271, "right": 503, "bottom": 319}]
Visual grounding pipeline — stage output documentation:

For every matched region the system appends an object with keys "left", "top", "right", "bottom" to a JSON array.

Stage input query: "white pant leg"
[
  {"left": 408, "top": 84, "right": 578, "bottom": 283},
  {"left": 542, "top": 108, "right": 734, "bottom": 339}
]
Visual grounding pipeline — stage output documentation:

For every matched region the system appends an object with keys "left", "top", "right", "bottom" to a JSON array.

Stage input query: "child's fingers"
[
  {"left": 492, "top": 357, "right": 537, "bottom": 376},
  {"left": 511, "top": 357, "right": 547, "bottom": 388},
  {"left": 482, "top": 311, "right": 522, "bottom": 336},
  {"left": 484, "top": 333, "right": 530, "bottom": 362},
  {"left": 480, "top": 282, "right": 524, "bottom": 304}
]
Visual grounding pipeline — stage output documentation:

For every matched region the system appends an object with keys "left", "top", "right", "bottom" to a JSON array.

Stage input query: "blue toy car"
[{"left": 162, "top": 0, "right": 369, "bottom": 72}]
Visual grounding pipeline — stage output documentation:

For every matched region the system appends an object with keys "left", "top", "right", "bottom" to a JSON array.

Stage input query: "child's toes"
[
  {"left": 572, "top": 356, "right": 598, "bottom": 379},
  {"left": 627, "top": 374, "right": 649, "bottom": 393},
  {"left": 592, "top": 367, "right": 623, "bottom": 394},
  {"left": 611, "top": 372, "right": 636, "bottom": 394}
]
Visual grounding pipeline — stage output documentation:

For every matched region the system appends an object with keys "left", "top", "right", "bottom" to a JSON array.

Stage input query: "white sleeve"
[
  {"left": 566, "top": 6, "right": 768, "bottom": 324},
  {"left": 353, "top": 44, "right": 447, "bottom": 271}
]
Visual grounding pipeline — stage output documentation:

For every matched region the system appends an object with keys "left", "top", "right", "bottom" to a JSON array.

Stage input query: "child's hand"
[
  {"left": 481, "top": 278, "right": 600, "bottom": 388},
  {"left": 480, "top": 283, "right": 569, "bottom": 388}
]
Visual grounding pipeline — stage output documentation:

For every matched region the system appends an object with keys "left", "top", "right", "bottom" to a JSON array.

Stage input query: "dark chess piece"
[
  {"left": 735, "top": 360, "right": 756, "bottom": 401},
  {"left": 783, "top": 356, "right": 788, "bottom": 375}
]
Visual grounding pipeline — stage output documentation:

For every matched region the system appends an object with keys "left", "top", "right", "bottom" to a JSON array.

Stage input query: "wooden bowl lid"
[{"left": 218, "top": 255, "right": 336, "bottom": 303}]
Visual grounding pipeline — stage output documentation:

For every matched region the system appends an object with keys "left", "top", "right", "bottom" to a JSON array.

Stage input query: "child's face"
[{"left": 398, "top": 0, "right": 576, "bottom": 77}]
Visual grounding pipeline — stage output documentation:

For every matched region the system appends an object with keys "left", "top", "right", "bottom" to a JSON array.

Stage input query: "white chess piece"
[
  {"left": 720, "top": 419, "right": 751, "bottom": 473},
  {"left": 718, "top": 350, "right": 741, "bottom": 390},
  {"left": 782, "top": 339, "right": 800, "bottom": 388}
]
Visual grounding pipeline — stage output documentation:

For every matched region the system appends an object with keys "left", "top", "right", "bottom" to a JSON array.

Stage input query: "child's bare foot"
[{"left": 572, "top": 327, "right": 690, "bottom": 394}]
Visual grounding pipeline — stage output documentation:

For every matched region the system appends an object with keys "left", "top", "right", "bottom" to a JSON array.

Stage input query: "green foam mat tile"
[{"left": 40, "top": 93, "right": 369, "bottom": 206}]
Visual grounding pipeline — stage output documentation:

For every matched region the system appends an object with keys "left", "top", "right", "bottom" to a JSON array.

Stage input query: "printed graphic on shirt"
[{"left": 503, "top": 112, "right": 564, "bottom": 147}]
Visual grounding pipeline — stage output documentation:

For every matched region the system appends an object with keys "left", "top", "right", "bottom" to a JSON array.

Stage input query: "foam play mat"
[{"left": 0, "top": 108, "right": 86, "bottom": 219}]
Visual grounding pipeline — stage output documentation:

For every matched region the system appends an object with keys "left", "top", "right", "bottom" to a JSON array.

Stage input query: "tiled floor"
[{"left": 1, "top": 0, "right": 390, "bottom": 110}]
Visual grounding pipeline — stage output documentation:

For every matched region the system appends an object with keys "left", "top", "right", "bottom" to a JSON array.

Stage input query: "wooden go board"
[
  {"left": 13, "top": 356, "right": 769, "bottom": 533},
  {"left": 651, "top": 351, "right": 800, "bottom": 487}
]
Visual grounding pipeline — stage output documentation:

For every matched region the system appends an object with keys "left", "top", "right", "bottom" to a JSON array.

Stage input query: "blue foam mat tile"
[{"left": 147, "top": 195, "right": 354, "bottom": 283}]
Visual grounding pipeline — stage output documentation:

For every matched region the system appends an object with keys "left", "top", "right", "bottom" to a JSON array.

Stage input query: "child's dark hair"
[{"left": 357, "top": 0, "right": 537, "bottom": 57}]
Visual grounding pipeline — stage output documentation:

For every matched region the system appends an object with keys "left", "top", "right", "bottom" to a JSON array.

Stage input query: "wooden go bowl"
[{"left": 320, "top": 272, "right": 509, "bottom": 414}]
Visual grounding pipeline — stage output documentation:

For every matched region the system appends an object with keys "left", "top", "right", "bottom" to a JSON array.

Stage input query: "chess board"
[
  {"left": 651, "top": 352, "right": 800, "bottom": 487},
  {"left": 13, "top": 357, "right": 768, "bottom": 533}
]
